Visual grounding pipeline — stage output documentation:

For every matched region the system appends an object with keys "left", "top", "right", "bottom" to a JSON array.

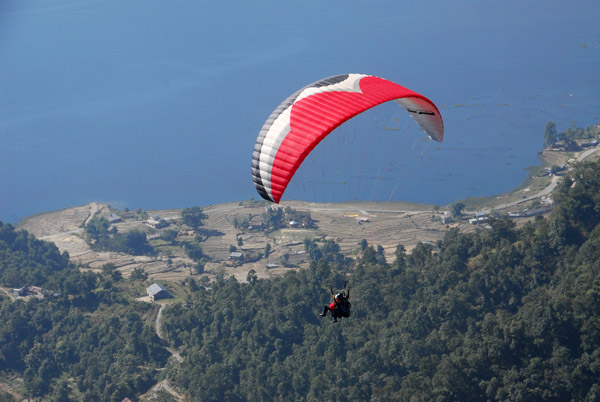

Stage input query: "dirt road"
[
  {"left": 488, "top": 175, "right": 560, "bottom": 212},
  {"left": 155, "top": 303, "right": 183, "bottom": 363}
]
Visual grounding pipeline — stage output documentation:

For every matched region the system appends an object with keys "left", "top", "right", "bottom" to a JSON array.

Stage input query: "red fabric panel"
[{"left": 269, "top": 76, "right": 427, "bottom": 203}]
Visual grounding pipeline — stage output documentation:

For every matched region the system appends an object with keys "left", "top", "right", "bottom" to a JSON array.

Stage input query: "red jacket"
[{"left": 329, "top": 301, "right": 337, "bottom": 311}]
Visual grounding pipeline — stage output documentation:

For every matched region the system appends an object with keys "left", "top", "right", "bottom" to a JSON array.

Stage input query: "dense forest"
[
  {"left": 162, "top": 161, "right": 600, "bottom": 401},
  {"left": 0, "top": 223, "right": 169, "bottom": 400},
  {"left": 1, "top": 160, "right": 599, "bottom": 401}
]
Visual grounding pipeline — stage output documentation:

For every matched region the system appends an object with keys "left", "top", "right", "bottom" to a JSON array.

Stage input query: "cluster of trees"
[
  {"left": 181, "top": 206, "right": 207, "bottom": 231},
  {"left": 0, "top": 223, "right": 169, "bottom": 400},
  {"left": 84, "top": 216, "right": 153, "bottom": 255},
  {"left": 0, "top": 295, "right": 169, "bottom": 400},
  {"left": 161, "top": 162, "right": 600, "bottom": 401},
  {"left": 179, "top": 207, "right": 221, "bottom": 268},
  {"left": 449, "top": 201, "right": 466, "bottom": 217},
  {"left": 544, "top": 122, "right": 600, "bottom": 147},
  {"left": 0, "top": 222, "right": 70, "bottom": 287},
  {"left": 183, "top": 241, "right": 207, "bottom": 263},
  {"left": 234, "top": 206, "right": 316, "bottom": 232}
]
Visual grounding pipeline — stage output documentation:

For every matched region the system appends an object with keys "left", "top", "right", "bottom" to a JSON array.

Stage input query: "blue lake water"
[{"left": 1, "top": 0, "right": 599, "bottom": 222}]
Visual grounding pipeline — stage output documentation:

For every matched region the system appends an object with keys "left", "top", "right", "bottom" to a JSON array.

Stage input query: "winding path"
[
  {"left": 155, "top": 303, "right": 183, "bottom": 363},
  {"left": 140, "top": 303, "right": 185, "bottom": 401},
  {"left": 484, "top": 145, "right": 600, "bottom": 214},
  {"left": 488, "top": 175, "right": 561, "bottom": 213}
]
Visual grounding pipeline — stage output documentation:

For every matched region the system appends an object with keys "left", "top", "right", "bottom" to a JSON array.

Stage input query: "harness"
[{"left": 331, "top": 284, "right": 352, "bottom": 318}]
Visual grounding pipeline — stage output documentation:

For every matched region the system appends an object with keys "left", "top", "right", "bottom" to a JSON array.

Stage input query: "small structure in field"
[
  {"left": 147, "top": 283, "right": 173, "bottom": 301},
  {"left": 229, "top": 252, "right": 244, "bottom": 261},
  {"left": 108, "top": 214, "right": 123, "bottom": 224},
  {"left": 145, "top": 215, "right": 169, "bottom": 229},
  {"left": 13, "top": 285, "right": 43, "bottom": 298}
]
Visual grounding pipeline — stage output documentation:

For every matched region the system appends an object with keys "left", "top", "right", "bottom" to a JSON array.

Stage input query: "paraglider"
[
  {"left": 251, "top": 74, "right": 444, "bottom": 203},
  {"left": 320, "top": 285, "right": 351, "bottom": 323}
]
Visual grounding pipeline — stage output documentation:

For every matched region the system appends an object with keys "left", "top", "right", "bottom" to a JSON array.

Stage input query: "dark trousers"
[{"left": 322, "top": 305, "right": 341, "bottom": 319}]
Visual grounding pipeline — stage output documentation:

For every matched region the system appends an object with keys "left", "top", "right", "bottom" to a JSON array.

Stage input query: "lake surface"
[{"left": 1, "top": 0, "right": 599, "bottom": 222}]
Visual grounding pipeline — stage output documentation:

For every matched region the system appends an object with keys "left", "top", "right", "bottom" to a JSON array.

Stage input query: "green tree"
[
  {"left": 131, "top": 267, "right": 148, "bottom": 281},
  {"left": 84, "top": 216, "right": 111, "bottom": 249},
  {"left": 160, "top": 229, "right": 178, "bottom": 244},
  {"left": 188, "top": 278, "right": 199, "bottom": 292},
  {"left": 544, "top": 121, "right": 558, "bottom": 146},
  {"left": 181, "top": 206, "right": 207, "bottom": 230},
  {"left": 115, "top": 230, "right": 153, "bottom": 255},
  {"left": 304, "top": 239, "right": 323, "bottom": 261},
  {"left": 376, "top": 245, "right": 387, "bottom": 265},
  {"left": 101, "top": 263, "right": 122, "bottom": 281},
  {"left": 247, "top": 269, "right": 258, "bottom": 284},
  {"left": 194, "top": 262, "right": 205, "bottom": 274},
  {"left": 449, "top": 202, "right": 465, "bottom": 217},
  {"left": 393, "top": 244, "right": 407, "bottom": 273},
  {"left": 263, "top": 207, "right": 284, "bottom": 230},
  {"left": 185, "top": 242, "right": 205, "bottom": 261},
  {"left": 360, "top": 246, "right": 378, "bottom": 265},
  {"left": 50, "top": 378, "right": 72, "bottom": 401}
]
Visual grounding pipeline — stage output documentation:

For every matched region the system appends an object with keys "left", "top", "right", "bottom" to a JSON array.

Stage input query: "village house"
[
  {"left": 469, "top": 212, "right": 489, "bottom": 225},
  {"left": 291, "top": 211, "right": 316, "bottom": 228},
  {"left": 225, "top": 251, "right": 245, "bottom": 266},
  {"left": 13, "top": 285, "right": 43, "bottom": 298},
  {"left": 145, "top": 215, "right": 169, "bottom": 229},
  {"left": 442, "top": 211, "right": 453, "bottom": 225},
  {"left": 581, "top": 139, "right": 599, "bottom": 148},
  {"left": 229, "top": 251, "right": 244, "bottom": 261},
  {"left": 146, "top": 283, "right": 173, "bottom": 301},
  {"left": 108, "top": 213, "right": 123, "bottom": 224},
  {"left": 248, "top": 218, "right": 265, "bottom": 231}
]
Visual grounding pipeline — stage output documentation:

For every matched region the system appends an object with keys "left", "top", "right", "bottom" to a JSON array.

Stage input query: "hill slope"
[{"left": 160, "top": 161, "right": 600, "bottom": 401}]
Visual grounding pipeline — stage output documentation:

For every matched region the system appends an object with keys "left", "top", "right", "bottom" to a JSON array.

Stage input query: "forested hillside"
[
  {"left": 0, "top": 223, "right": 169, "bottom": 400},
  {"left": 1, "top": 161, "right": 599, "bottom": 401},
  {"left": 163, "top": 161, "right": 600, "bottom": 401}
]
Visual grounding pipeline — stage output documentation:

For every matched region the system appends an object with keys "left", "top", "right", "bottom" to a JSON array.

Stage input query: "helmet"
[{"left": 335, "top": 293, "right": 343, "bottom": 300}]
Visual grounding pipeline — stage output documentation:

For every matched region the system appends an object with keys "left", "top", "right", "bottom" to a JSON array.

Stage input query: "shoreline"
[
  {"left": 11, "top": 142, "right": 599, "bottom": 287},
  {"left": 17, "top": 140, "right": 599, "bottom": 226}
]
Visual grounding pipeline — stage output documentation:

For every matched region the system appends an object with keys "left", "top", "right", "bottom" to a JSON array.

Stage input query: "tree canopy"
[
  {"left": 3, "top": 160, "right": 600, "bottom": 401},
  {"left": 181, "top": 206, "right": 207, "bottom": 230},
  {"left": 83, "top": 216, "right": 153, "bottom": 255},
  {"left": 0, "top": 222, "right": 70, "bottom": 287},
  {"left": 0, "top": 222, "right": 168, "bottom": 400},
  {"left": 160, "top": 161, "right": 600, "bottom": 401}
]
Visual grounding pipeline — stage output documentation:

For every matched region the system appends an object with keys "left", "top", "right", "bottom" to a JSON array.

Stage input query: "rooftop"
[{"left": 147, "top": 283, "right": 168, "bottom": 296}]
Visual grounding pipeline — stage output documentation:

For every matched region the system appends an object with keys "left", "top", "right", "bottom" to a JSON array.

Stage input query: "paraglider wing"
[{"left": 251, "top": 74, "right": 444, "bottom": 203}]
